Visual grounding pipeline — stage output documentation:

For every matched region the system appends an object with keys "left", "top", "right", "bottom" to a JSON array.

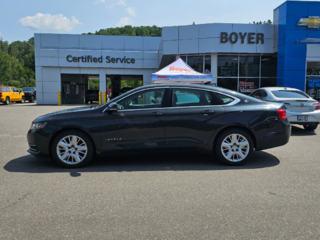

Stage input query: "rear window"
[
  {"left": 217, "top": 93, "right": 235, "bottom": 105},
  {"left": 271, "top": 90, "right": 309, "bottom": 99},
  {"left": 0, "top": 87, "right": 10, "bottom": 92}
]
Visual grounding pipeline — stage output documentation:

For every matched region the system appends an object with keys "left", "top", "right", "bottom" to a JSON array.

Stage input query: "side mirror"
[{"left": 108, "top": 102, "right": 118, "bottom": 112}]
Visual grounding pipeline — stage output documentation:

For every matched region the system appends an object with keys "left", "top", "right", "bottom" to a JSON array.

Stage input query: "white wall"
[
  {"left": 162, "top": 23, "right": 274, "bottom": 55},
  {"left": 35, "top": 34, "right": 160, "bottom": 104}
]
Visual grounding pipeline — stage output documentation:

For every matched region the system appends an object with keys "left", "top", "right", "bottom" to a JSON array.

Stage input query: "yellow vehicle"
[{"left": 0, "top": 86, "right": 26, "bottom": 105}]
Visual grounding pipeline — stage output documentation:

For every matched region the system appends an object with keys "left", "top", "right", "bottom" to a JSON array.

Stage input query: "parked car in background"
[
  {"left": 27, "top": 84, "right": 291, "bottom": 168},
  {"left": 250, "top": 87, "right": 320, "bottom": 131},
  {"left": 0, "top": 86, "right": 25, "bottom": 104},
  {"left": 21, "top": 87, "right": 36, "bottom": 103},
  {"left": 85, "top": 90, "right": 99, "bottom": 104}
]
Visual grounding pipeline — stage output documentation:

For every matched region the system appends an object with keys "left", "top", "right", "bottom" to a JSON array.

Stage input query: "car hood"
[
  {"left": 23, "top": 91, "right": 35, "bottom": 93},
  {"left": 34, "top": 106, "right": 98, "bottom": 122}
]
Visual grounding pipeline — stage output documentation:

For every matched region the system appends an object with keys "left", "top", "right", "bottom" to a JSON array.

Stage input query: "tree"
[
  {"left": 82, "top": 25, "right": 162, "bottom": 37},
  {"left": 0, "top": 37, "right": 35, "bottom": 87},
  {"left": 251, "top": 20, "right": 272, "bottom": 24}
]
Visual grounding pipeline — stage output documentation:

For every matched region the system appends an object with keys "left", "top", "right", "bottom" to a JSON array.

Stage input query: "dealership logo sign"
[
  {"left": 66, "top": 55, "right": 135, "bottom": 64},
  {"left": 220, "top": 32, "right": 265, "bottom": 44},
  {"left": 297, "top": 17, "right": 320, "bottom": 28}
]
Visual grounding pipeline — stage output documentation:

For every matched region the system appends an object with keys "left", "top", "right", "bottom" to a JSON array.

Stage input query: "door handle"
[
  {"left": 151, "top": 112, "right": 163, "bottom": 116},
  {"left": 201, "top": 110, "right": 215, "bottom": 114}
]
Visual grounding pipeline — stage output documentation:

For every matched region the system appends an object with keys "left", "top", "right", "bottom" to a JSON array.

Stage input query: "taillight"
[
  {"left": 277, "top": 109, "right": 287, "bottom": 120},
  {"left": 313, "top": 102, "right": 320, "bottom": 110},
  {"left": 0, "top": 92, "right": 2, "bottom": 97}
]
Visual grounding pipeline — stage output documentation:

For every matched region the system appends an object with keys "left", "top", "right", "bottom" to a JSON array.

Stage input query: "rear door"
[{"left": 165, "top": 87, "right": 225, "bottom": 151}]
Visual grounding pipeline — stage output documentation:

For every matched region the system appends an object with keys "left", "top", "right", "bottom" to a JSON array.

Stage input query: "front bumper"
[
  {"left": 27, "top": 129, "right": 51, "bottom": 158},
  {"left": 287, "top": 110, "right": 320, "bottom": 124}
]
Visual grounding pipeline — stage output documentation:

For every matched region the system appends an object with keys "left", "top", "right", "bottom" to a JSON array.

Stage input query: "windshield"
[
  {"left": 271, "top": 90, "right": 309, "bottom": 99},
  {"left": 22, "top": 87, "right": 34, "bottom": 91}
]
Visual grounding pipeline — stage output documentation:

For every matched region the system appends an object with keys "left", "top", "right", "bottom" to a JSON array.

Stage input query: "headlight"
[{"left": 30, "top": 122, "right": 47, "bottom": 130}]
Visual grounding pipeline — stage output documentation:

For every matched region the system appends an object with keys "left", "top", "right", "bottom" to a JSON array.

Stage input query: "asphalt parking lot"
[{"left": 1, "top": 103, "right": 320, "bottom": 239}]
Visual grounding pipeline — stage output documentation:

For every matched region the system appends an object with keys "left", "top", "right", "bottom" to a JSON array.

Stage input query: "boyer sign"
[{"left": 220, "top": 32, "right": 265, "bottom": 44}]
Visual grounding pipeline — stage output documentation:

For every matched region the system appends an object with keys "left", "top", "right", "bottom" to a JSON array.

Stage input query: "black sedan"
[{"left": 27, "top": 84, "right": 291, "bottom": 167}]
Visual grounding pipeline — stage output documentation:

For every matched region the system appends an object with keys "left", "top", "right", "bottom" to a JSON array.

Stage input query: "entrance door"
[
  {"left": 100, "top": 88, "right": 167, "bottom": 154},
  {"left": 165, "top": 88, "right": 225, "bottom": 151}
]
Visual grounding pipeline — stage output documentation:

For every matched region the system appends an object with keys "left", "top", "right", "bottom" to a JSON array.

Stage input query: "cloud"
[
  {"left": 0, "top": 32, "right": 2, "bottom": 37},
  {"left": 96, "top": 0, "right": 126, "bottom": 7},
  {"left": 116, "top": 17, "right": 132, "bottom": 27},
  {"left": 19, "top": 13, "right": 82, "bottom": 32},
  {"left": 126, "top": 7, "right": 136, "bottom": 17}
]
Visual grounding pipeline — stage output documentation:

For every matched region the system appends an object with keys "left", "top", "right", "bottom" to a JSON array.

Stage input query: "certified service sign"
[{"left": 297, "top": 16, "right": 320, "bottom": 28}]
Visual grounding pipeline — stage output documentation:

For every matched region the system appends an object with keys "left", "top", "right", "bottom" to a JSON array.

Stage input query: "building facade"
[{"left": 35, "top": 0, "right": 320, "bottom": 104}]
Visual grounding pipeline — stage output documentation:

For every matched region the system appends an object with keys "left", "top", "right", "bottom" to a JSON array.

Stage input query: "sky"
[{"left": 0, "top": 0, "right": 319, "bottom": 43}]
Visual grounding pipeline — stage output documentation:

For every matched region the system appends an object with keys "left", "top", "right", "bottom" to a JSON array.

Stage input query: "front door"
[
  {"left": 165, "top": 88, "right": 225, "bottom": 151},
  {"left": 100, "top": 88, "right": 168, "bottom": 155}
]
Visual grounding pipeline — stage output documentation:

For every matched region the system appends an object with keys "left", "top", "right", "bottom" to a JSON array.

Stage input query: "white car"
[{"left": 250, "top": 87, "right": 320, "bottom": 131}]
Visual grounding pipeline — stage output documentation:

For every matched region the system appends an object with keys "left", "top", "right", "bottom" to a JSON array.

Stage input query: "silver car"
[{"left": 250, "top": 87, "right": 320, "bottom": 131}]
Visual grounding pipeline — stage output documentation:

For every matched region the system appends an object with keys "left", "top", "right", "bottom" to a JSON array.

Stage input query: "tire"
[
  {"left": 30, "top": 96, "right": 35, "bottom": 103},
  {"left": 303, "top": 124, "right": 318, "bottom": 131},
  {"left": 19, "top": 96, "right": 25, "bottom": 103},
  {"left": 51, "top": 130, "right": 94, "bottom": 168},
  {"left": 4, "top": 97, "right": 10, "bottom": 105},
  {"left": 214, "top": 128, "right": 254, "bottom": 166}
]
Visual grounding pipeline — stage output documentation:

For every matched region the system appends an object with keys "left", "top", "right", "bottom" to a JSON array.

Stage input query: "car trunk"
[{"left": 281, "top": 99, "right": 317, "bottom": 112}]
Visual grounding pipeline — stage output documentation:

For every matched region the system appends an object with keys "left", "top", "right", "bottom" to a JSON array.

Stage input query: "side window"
[
  {"left": 250, "top": 90, "right": 258, "bottom": 97},
  {"left": 12, "top": 88, "right": 18, "bottom": 92},
  {"left": 217, "top": 93, "right": 235, "bottom": 105},
  {"left": 117, "top": 89, "right": 165, "bottom": 110},
  {"left": 259, "top": 90, "right": 268, "bottom": 98},
  {"left": 172, "top": 89, "right": 219, "bottom": 107}
]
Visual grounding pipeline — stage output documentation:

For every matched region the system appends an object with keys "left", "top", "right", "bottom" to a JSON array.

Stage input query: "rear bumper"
[
  {"left": 256, "top": 119, "right": 291, "bottom": 151},
  {"left": 286, "top": 110, "right": 320, "bottom": 124}
]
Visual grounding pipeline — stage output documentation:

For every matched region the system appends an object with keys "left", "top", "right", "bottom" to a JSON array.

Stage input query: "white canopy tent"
[{"left": 152, "top": 58, "right": 212, "bottom": 84}]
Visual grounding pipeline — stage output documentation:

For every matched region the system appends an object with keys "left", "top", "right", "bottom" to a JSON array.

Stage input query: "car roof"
[
  {"left": 260, "top": 87, "right": 301, "bottom": 91},
  {"left": 138, "top": 84, "right": 238, "bottom": 94}
]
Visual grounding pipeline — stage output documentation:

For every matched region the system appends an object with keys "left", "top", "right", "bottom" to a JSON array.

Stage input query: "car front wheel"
[
  {"left": 303, "top": 124, "right": 318, "bottom": 131},
  {"left": 214, "top": 128, "right": 254, "bottom": 165},
  {"left": 19, "top": 96, "right": 25, "bottom": 103},
  {"left": 52, "top": 130, "right": 94, "bottom": 168}
]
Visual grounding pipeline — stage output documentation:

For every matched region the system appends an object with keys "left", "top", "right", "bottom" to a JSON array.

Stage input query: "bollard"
[
  {"left": 104, "top": 91, "right": 107, "bottom": 104},
  {"left": 99, "top": 91, "right": 102, "bottom": 105},
  {"left": 58, "top": 91, "right": 61, "bottom": 105}
]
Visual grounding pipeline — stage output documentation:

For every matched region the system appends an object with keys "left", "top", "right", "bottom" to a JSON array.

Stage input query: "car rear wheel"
[
  {"left": 4, "top": 97, "right": 10, "bottom": 105},
  {"left": 214, "top": 128, "right": 254, "bottom": 165},
  {"left": 303, "top": 124, "right": 318, "bottom": 131},
  {"left": 52, "top": 130, "right": 94, "bottom": 168},
  {"left": 30, "top": 96, "right": 35, "bottom": 103}
]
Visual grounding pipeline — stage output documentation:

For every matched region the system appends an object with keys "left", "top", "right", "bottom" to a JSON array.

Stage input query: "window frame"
[
  {"left": 171, "top": 88, "right": 219, "bottom": 108},
  {"left": 114, "top": 87, "right": 168, "bottom": 112}
]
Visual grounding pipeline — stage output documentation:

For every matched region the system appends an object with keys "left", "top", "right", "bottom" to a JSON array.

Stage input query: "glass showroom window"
[
  {"left": 217, "top": 55, "right": 238, "bottom": 77},
  {"left": 306, "top": 62, "right": 320, "bottom": 100},
  {"left": 179, "top": 55, "right": 211, "bottom": 73},
  {"left": 239, "top": 56, "right": 260, "bottom": 77},
  {"left": 217, "top": 78, "right": 238, "bottom": 91},
  {"left": 218, "top": 55, "right": 278, "bottom": 92}
]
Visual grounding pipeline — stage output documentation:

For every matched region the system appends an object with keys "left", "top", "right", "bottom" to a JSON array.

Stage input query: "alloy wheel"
[
  {"left": 56, "top": 135, "right": 88, "bottom": 165},
  {"left": 221, "top": 134, "right": 250, "bottom": 162}
]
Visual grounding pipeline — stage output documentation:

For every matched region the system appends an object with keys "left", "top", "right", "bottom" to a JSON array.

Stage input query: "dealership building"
[{"left": 35, "top": 0, "right": 320, "bottom": 104}]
